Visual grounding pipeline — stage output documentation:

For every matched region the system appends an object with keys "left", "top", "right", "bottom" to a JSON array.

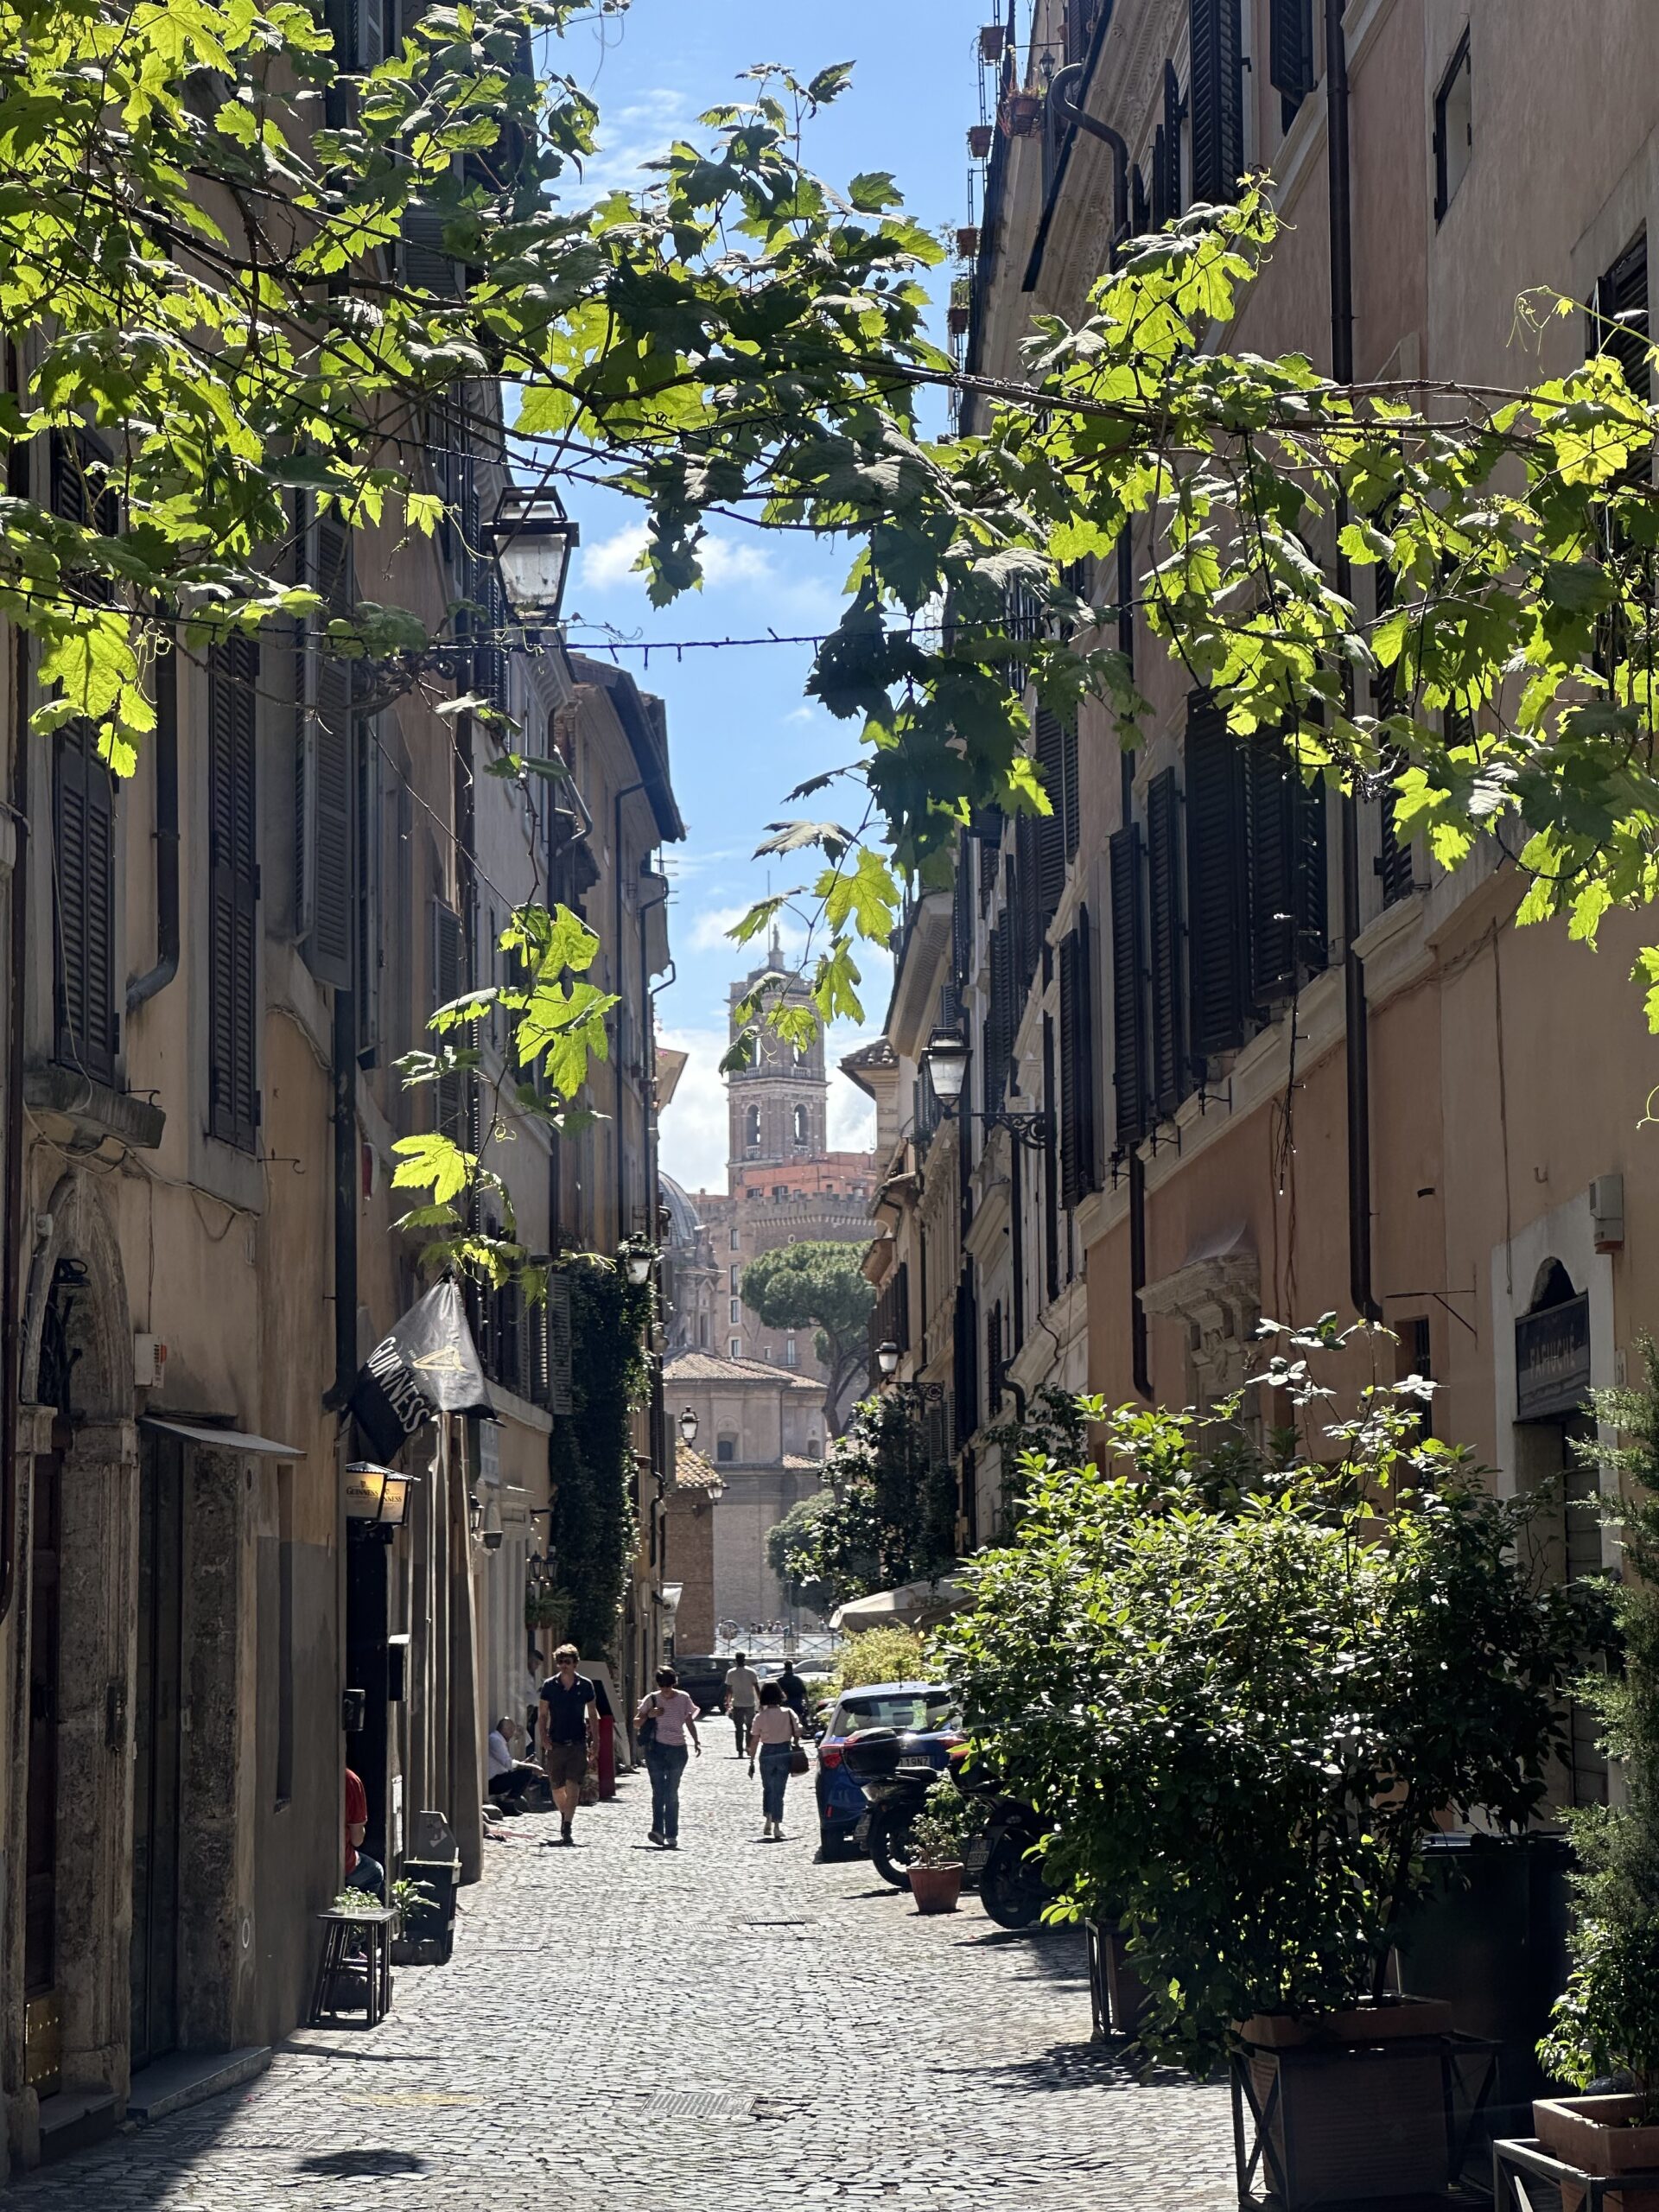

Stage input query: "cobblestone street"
[{"left": 16, "top": 1751, "right": 1234, "bottom": 2209}]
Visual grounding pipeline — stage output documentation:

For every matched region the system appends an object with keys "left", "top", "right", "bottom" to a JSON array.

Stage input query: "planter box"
[
  {"left": 401, "top": 1856, "right": 461, "bottom": 1964},
  {"left": 1535, "top": 2096, "right": 1659, "bottom": 2212},
  {"left": 390, "top": 1935, "right": 446, "bottom": 1967},
  {"left": 968, "top": 124, "right": 993, "bottom": 160},
  {"left": 1236, "top": 2003, "right": 1456, "bottom": 2209}
]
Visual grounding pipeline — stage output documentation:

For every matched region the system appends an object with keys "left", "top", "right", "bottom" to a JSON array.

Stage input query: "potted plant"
[
  {"left": 939, "top": 1323, "right": 1611, "bottom": 2205},
  {"left": 978, "top": 22, "right": 1005, "bottom": 63},
  {"left": 1000, "top": 88, "right": 1042, "bottom": 137},
  {"left": 1535, "top": 1338, "right": 1659, "bottom": 2211},
  {"left": 956, "top": 225, "right": 981, "bottom": 260},
  {"left": 389, "top": 1875, "right": 444, "bottom": 1967},
  {"left": 967, "top": 123, "right": 993, "bottom": 161},
  {"left": 906, "top": 1778, "right": 979, "bottom": 1915}
]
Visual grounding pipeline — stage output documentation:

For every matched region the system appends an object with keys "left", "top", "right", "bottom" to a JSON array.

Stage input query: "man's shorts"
[{"left": 543, "top": 1741, "right": 588, "bottom": 1790}]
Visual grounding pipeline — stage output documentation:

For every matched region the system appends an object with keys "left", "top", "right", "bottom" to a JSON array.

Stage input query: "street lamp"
[
  {"left": 919, "top": 1029, "right": 1052, "bottom": 1149},
  {"left": 678, "top": 1406, "right": 699, "bottom": 1446},
  {"left": 485, "top": 483, "right": 580, "bottom": 632},
  {"left": 623, "top": 1244, "right": 654, "bottom": 1287},
  {"left": 876, "top": 1339, "right": 900, "bottom": 1379},
  {"left": 344, "top": 1462, "right": 418, "bottom": 1535}
]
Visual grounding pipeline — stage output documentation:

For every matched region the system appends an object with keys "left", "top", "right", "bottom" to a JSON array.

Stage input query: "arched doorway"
[{"left": 8, "top": 1173, "right": 136, "bottom": 2144}]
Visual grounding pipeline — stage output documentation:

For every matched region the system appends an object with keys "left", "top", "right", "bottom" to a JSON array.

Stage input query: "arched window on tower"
[
  {"left": 792, "top": 1103, "right": 808, "bottom": 1145},
  {"left": 746, "top": 1104, "right": 760, "bottom": 1149}
]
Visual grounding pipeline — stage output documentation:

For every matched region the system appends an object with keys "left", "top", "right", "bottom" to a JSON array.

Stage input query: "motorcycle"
[{"left": 843, "top": 1732, "right": 1050, "bottom": 1927}]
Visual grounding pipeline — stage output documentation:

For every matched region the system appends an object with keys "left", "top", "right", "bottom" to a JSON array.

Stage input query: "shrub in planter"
[
  {"left": 906, "top": 1779, "right": 979, "bottom": 1915},
  {"left": 938, "top": 1321, "right": 1612, "bottom": 2082},
  {"left": 1535, "top": 1339, "right": 1659, "bottom": 2205}
]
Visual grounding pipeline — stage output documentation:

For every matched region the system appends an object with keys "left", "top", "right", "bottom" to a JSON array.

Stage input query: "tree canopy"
[
  {"left": 740, "top": 1239, "right": 873, "bottom": 1430},
  {"left": 12, "top": 0, "right": 1659, "bottom": 1288}
]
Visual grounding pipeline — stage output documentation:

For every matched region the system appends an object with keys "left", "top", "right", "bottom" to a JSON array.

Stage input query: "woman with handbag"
[
  {"left": 747, "top": 1679, "right": 808, "bottom": 1840},
  {"left": 635, "top": 1666, "right": 701, "bottom": 1848}
]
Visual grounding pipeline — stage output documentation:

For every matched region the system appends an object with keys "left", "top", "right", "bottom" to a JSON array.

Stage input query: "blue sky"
[{"left": 549, "top": 2, "right": 983, "bottom": 1193}]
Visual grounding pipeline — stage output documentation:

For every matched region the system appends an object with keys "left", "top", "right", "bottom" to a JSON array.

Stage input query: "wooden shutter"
[
  {"left": 1158, "top": 61, "right": 1184, "bottom": 225},
  {"left": 1013, "top": 816, "right": 1042, "bottom": 1001},
  {"left": 984, "top": 907, "right": 1014, "bottom": 1114},
  {"left": 1190, "top": 0, "right": 1243, "bottom": 206},
  {"left": 1376, "top": 792, "right": 1414, "bottom": 907},
  {"left": 432, "top": 898, "right": 463, "bottom": 1136},
  {"left": 207, "top": 636, "right": 261, "bottom": 1150},
  {"left": 1247, "top": 734, "right": 1329, "bottom": 1003},
  {"left": 1592, "top": 232, "right": 1650, "bottom": 398},
  {"left": 546, "top": 1272, "right": 573, "bottom": 1415},
  {"left": 1109, "top": 824, "right": 1147, "bottom": 1148},
  {"left": 1131, "top": 163, "right": 1150, "bottom": 237},
  {"left": 1145, "top": 768, "right": 1185, "bottom": 1119},
  {"left": 300, "top": 512, "right": 355, "bottom": 988},
  {"left": 1151, "top": 128, "right": 1171, "bottom": 229},
  {"left": 1033, "top": 707, "right": 1069, "bottom": 926},
  {"left": 1268, "top": 0, "right": 1314, "bottom": 129},
  {"left": 1059, "top": 912, "right": 1099, "bottom": 1207},
  {"left": 950, "top": 830, "right": 974, "bottom": 998},
  {"left": 952, "top": 1262, "right": 979, "bottom": 1459},
  {"left": 1185, "top": 692, "right": 1249, "bottom": 1062},
  {"left": 53, "top": 722, "right": 117, "bottom": 1087}
]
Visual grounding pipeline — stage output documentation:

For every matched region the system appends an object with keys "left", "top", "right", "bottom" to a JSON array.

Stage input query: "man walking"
[
  {"left": 538, "top": 1643, "right": 597, "bottom": 1847},
  {"left": 724, "top": 1650, "right": 760, "bottom": 1757}
]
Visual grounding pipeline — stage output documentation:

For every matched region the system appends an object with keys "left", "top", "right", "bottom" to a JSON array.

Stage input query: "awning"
[
  {"left": 830, "top": 1576, "right": 969, "bottom": 1634},
  {"left": 141, "top": 1418, "right": 304, "bottom": 1457}
]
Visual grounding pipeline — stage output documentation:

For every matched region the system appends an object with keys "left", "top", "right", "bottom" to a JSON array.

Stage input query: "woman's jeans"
[
  {"left": 646, "top": 1741, "right": 689, "bottom": 1839},
  {"left": 759, "top": 1743, "right": 791, "bottom": 1824}
]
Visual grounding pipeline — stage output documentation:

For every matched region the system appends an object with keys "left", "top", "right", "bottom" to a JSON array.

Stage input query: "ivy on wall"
[{"left": 548, "top": 1262, "right": 654, "bottom": 1662}]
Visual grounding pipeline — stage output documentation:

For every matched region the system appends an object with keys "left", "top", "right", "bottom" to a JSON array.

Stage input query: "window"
[
  {"left": 1433, "top": 30, "right": 1471, "bottom": 222},
  {"left": 1592, "top": 232, "right": 1650, "bottom": 398},
  {"left": 1058, "top": 912, "right": 1099, "bottom": 1209},
  {"left": 207, "top": 636, "right": 261, "bottom": 1149},
  {"left": 1268, "top": 0, "right": 1314, "bottom": 133},
  {"left": 792, "top": 1103, "right": 808, "bottom": 1144},
  {"left": 1189, "top": 0, "right": 1244, "bottom": 207},
  {"left": 728, "top": 1338, "right": 741, "bottom": 1357},
  {"left": 729, "top": 1263, "right": 741, "bottom": 1290},
  {"left": 745, "top": 1104, "right": 760, "bottom": 1148},
  {"left": 729, "top": 1227, "right": 740, "bottom": 1251},
  {"left": 785, "top": 1336, "right": 798, "bottom": 1368},
  {"left": 807, "top": 1437, "right": 822, "bottom": 1459},
  {"left": 729, "top": 1297, "right": 741, "bottom": 1324},
  {"left": 716, "top": 1437, "right": 736, "bottom": 1464}
]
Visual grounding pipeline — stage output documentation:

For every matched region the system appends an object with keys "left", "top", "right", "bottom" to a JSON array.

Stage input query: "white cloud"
[
  {"left": 657, "top": 1024, "right": 731, "bottom": 1194},
  {"left": 582, "top": 520, "right": 649, "bottom": 589},
  {"left": 573, "top": 87, "right": 697, "bottom": 201},
  {"left": 687, "top": 904, "right": 806, "bottom": 957},
  {"left": 827, "top": 1059, "right": 877, "bottom": 1154},
  {"left": 575, "top": 522, "right": 779, "bottom": 601}
]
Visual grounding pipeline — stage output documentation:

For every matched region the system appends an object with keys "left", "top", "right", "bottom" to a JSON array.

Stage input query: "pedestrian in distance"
[
  {"left": 636, "top": 1665, "right": 702, "bottom": 1848},
  {"left": 724, "top": 1649, "right": 760, "bottom": 1756},
  {"left": 538, "top": 1643, "right": 597, "bottom": 1847},
  {"left": 344, "top": 1765, "right": 385, "bottom": 1897},
  {"left": 778, "top": 1659, "right": 808, "bottom": 1721},
  {"left": 748, "top": 1681, "right": 804, "bottom": 1840}
]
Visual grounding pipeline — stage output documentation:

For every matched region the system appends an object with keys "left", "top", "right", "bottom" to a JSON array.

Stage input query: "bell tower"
[{"left": 727, "top": 934, "right": 828, "bottom": 1188}]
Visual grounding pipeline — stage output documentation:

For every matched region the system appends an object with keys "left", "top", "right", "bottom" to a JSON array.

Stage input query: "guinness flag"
[{"left": 348, "top": 1280, "right": 492, "bottom": 1463}]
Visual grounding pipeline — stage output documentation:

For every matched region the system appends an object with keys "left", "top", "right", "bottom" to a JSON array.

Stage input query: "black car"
[{"left": 668, "top": 1654, "right": 727, "bottom": 1714}]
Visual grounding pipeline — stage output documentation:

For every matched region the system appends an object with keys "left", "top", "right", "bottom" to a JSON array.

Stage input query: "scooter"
[{"left": 846, "top": 1734, "right": 1051, "bottom": 1926}]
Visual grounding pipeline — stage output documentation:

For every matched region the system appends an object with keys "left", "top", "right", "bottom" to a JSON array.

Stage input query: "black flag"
[{"left": 348, "top": 1280, "right": 491, "bottom": 1463}]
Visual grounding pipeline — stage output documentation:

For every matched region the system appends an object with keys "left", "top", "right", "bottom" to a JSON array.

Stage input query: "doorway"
[
  {"left": 24, "top": 1450, "right": 62, "bottom": 2100},
  {"left": 130, "top": 1428, "right": 185, "bottom": 2070}
]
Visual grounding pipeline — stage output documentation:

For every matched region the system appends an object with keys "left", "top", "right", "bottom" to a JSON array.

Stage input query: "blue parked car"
[{"left": 814, "top": 1681, "right": 958, "bottom": 1857}]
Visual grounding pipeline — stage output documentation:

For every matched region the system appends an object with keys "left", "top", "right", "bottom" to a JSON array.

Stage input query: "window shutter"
[
  {"left": 1062, "top": 718, "right": 1080, "bottom": 860},
  {"left": 1185, "top": 691, "right": 1249, "bottom": 1062},
  {"left": 1109, "top": 824, "right": 1146, "bottom": 1148},
  {"left": 207, "top": 637, "right": 261, "bottom": 1149},
  {"left": 952, "top": 1262, "right": 978, "bottom": 1458},
  {"left": 977, "top": 822, "right": 1001, "bottom": 912},
  {"left": 1059, "top": 912, "right": 1099, "bottom": 1207},
  {"left": 1014, "top": 815, "right": 1042, "bottom": 1001},
  {"left": 299, "top": 512, "right": 355, "bottom": 988},
  {"left": 1376, "top": 792, "right": 1414, "bottom": 906},
  {"left": 1247, "top": 733, "right": 1328, "bottom": 1003},
  {"left": 1131, "top": 163, "right": 1150, "bottom": 238},
  {"left": 53, "top": 722, "right": 117, "bottom": 1088},
  {"left": 1151, "top": 128, "right": 1170, "bottom": 229},
  {"left": 546, "top": 1273, "right": 573, "bottom": 1415},
  {"left": 984, "top": 906, "right": 1014, "bottom": 1114},
  {"left": 1161, "top": 61, "right": 1183, "bottom": 223},
  {"left": 1189, "top": 0, "right": 1243, "bottom": 206},
  {"left": 950, "top": 830, "right": 974, "bottom": 996},
  {"left": 432, "top": 898, "right": 463, "bottom": 1136},
  {"left": 1268, "top": 0, "right": 1314, "bottom": 127},
  {"left": 1033, "top": 707, "right": 1070, "bottom": 925},
  {"left": 1592, "top": 232, "right": 1650, "bottom": 398},
  {"left": 1145, "top": 768, "right": 1185, "bottom": 1119}
]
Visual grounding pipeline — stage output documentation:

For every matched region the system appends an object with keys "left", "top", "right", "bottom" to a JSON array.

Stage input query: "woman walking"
[
  {"left": 635, "top": 1666, "right": 701, "bottom": 1849},
  {"left": 747, "top": 1679, "right": 804, "bottom": 1840}
]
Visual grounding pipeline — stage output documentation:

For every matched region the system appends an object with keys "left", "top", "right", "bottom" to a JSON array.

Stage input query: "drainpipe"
[
  {"left": 126, "top": 642, "right": 179, "bottom": 1015},
  {"left": 1031, "top": 60, "right": 1128, "bottom": 290},
  {"left": 1325, "top": 0, "right": 1381, "bottom": 1322},
  {"left": 2, "top": 351, "right": 29, "bottom": 1621},
  {"left": 611, "top": 779, "right": 645, "bottom": 1245},
  {"left": 331, "top": 986, "right": 359, "bottom": 1406}
]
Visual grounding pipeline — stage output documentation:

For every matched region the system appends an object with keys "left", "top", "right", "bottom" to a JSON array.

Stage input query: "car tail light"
[{"left": 819, "top": 1745, "right": 842, "bottom": 1769}]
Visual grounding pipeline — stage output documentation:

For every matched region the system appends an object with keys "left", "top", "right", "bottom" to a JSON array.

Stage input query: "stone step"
[
  {"left": 37, "top": 2084, "right": 117, "bottom": 2164},
  {"left": 126, "top": 2046, "right": 271, "bottom": 2125}
]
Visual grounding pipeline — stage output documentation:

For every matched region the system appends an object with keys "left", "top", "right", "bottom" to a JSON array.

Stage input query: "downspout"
[
  {"left": 126, "top": 640, "right": 179, "bottom": 1015},
  {"left": 2, "top": 569, "right": 27, "bottom": 1619},
  {"left": 1128, "top": 1150, "right": 1151, "bottom": 1398},
  {"left": 611, "top": 779, "right": 645, "bottom": 1246},
  {"left": 1029, "top": 57, "right": 1128, "bottom": 292},
  {"left": 1325, "top": 0, "right": 1381, "bottom": 1321},
  {"left": 331, "top": 985, "right": 359, "bottom": 1404}
]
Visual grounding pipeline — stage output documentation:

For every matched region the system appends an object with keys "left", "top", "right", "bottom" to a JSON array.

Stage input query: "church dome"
[{"left": 659, "top": 1173, "right": 702, "bottom": 1251}]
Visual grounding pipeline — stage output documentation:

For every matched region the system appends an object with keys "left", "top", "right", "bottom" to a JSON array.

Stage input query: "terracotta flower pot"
[
  {"left": 956, "top": 226, "right": 981, "bottom": 259},
  {"left": 1535, "top": 2095, "right": 1659, "bottom": 2212},
  {"left": 978, "top": 23, "right": 1005, "bottom": 62},
  {"left": 1001, "top": 91, "right": 1042, "bottom": 138},
  {"left": 968, "top": 124, "right": 993, "bottom": 160},
  {"left": 908, "top": 1860, "right": 963, "bottom": 1915}
]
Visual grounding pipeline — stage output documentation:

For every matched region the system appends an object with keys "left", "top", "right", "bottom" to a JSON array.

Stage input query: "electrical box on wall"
[
  {"left": 133, "top": 1333, "right": 167, "bottom": 1389},
  {"left": 1591, "top": 1173, "right": 1625, "bottom": 1253}
]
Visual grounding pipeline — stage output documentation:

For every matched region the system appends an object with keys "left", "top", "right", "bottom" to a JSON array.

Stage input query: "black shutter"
[
  {"left": 1151, "top": 128, "right": 1171, "bottom": 228},
  {"left": 950, "top": 829, "right": 974, "bottom": 997},
  {"left": 1268, "top": 0, "right": 1314, "bottom": 129},
  {"left": 1377, "top": 792, "right": 1414, "bottom": 906},
  {"left": 432, "top": 897, "right": 463, "bottom": 1136},
  {"left": 1145, "top": 768, "right": 1185, "bottom": 1119},
  {"left": 1131, "top": 163, "right": 1150, "bottom": 238},
  {"left": 546, "top": 1272, "right": 573, "bottom": 1416},
  {"left": 984, "top": 907, "right": 1014, "bottom": 1114},
  {"left": 207, "top": 636, "right": 261, "bottom": 1150},
  {"left": 1161, "top": 61, "right": 1184, "bottom": 222},
  {"left": 1592, "top": 232, "right": 1650, "bottom": 398},
  {"left": 1185, "top": 691, "right": 1249, "bottom": 1062},
  {"left": 529, "top": 1291, "right": 551, "bottom": 1408},
  {"left": 1109, "top": 825, "right": 1147, "bottom": 1147},
  {"left": 302, "top": 513, "right": 355, "bottom": 988},
  {"left": 1059, "top": 912, "right": 1099, "bottom": 1208},
  {"left": 1014, "top": 815, "right": 1043, "bottom": 999},
  {"left": 1190, "top": 0, "right": 1243, "bottom": 206},
  {"left": 953, "top": 1262, "right": 979, "bottom": 1459},
  {"left": 1247, "top": 732, "right": 1328, "bottom": 1003},
  {"left": 1033, "top": 707, "right": 1070, "bottom": 925},
  {"left": 53, "top": 723, "right": 117, "bottom": 1088}
]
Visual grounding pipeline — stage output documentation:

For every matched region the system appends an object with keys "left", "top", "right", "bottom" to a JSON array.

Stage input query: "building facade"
[{"left": 861, "top": 0, "right": 1659, "bottom": 1703}]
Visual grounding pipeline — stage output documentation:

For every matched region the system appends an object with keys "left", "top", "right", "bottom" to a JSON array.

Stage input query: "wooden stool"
[{"left": 309, "top": 1906, "right": 396, "bottom": 2028}]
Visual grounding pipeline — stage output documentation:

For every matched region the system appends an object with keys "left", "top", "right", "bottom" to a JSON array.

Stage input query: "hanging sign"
[{"left": 348, "top": 1280, "right": 491, "bottom": 1464}]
